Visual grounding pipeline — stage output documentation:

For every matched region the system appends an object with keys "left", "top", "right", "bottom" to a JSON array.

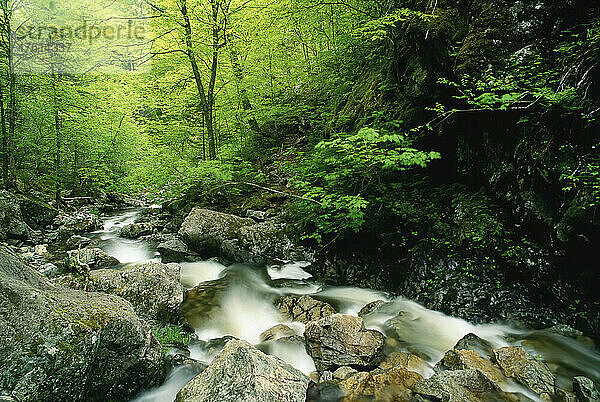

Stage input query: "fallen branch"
[{"left": 214, "top": 181, "right": 323, "bottom": 206}]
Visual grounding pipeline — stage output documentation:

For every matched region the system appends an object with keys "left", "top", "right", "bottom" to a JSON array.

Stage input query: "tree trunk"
[
  {"left": 52, "top": 73, "right": 62, "bottom": 205},
  {"left": 229, "top": 40, "right": 262, "bottom": 135},
  {"left": 180, "top": 0, "right": 217, "bottom": 159},
  {"left": 0, "top": 84, "right": 8, "bottom": 188}
]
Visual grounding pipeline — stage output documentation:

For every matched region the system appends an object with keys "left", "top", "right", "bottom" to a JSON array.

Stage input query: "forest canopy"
[{"left": 1, "top": 0, "right": 598, "bottom": 254}]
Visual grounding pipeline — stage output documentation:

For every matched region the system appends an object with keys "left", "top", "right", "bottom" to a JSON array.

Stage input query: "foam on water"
[
  {"left": 130, "top": 365, "right": 201, "bottom": 402},
  {"left": 363, "top": 298, "right": 512, "bottom": 363},
  {"left": 180, "top": 261, "right": 227, "bottom": 289},
  {"left": 88, "top": 211, "right": 600, "bottom": 402},
  {"left": 267, "top": 261, "right": 313, "bottom": 280}
]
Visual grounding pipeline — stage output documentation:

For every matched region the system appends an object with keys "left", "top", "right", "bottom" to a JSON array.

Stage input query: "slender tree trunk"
[
  {"left": 1, "top": 0, "right": 17, "bottom": 189},
  {"left": 229, "top": 41, "right": 261, "bottom": 135},
  {"left": 180, "top": 0, "right": 217, "bottom": 159},
  {"left": 52, "top": 72, "right": 62, "bottom": 205},
  {"left": 7, "top": 25, "right": 16, "bottom": 188},
  {"left": 0, "top": 84, "right": 8, "bottom": 188}
]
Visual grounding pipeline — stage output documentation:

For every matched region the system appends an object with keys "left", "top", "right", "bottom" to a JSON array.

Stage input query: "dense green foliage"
[{"left": 1, "top": 0, "right": 598, "bottom": 293}]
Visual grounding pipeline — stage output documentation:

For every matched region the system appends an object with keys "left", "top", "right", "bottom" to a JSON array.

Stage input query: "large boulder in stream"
[
  {"left": 176, "top": 339, "right": 309, "bottom": 402},
  {"left": 413, "top": 369, "right": 517, "bottom": 402},
  {"left": 0, "top": 190, "right": 28, "bottom": 240},
  {"left": 234, "top": 221, "right": 314, "bottom": 263},
  {"left": 178, "top": 207, "right": 255, "bottom": 257},
  {"left": 120, "top": 222, "right": 153, "bottom": 239},
  {"left": 179, "top": 207, "right": 314, "bottom": 263},
  {"left": 492, "top": 346, "right": 555, "bottom": 399},
  {"left": 0, "top": 245, "right": 164, "bottom": 401},
  {"left": 15, "top": 193, "right": 58, "bottom": 229},
  {"left": 304, "top": 314, "right": 385, "bottom": 371},
  {"left": 65, "top": 247, "right": 119, "bottom": 270},
  {"left": 88, "top": 262, "right": 184, "bottom": 325},
  {"left": 277, "top": 295, "right": 336, "bottom": 324},
  {"left": 55, "top": 210, "right": 101, "bottom": 241},
  {"left": 157, "top": 238, "right": 200, "bottom": 263}
]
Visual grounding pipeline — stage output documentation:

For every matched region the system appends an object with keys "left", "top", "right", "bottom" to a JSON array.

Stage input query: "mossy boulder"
[
  {"left": 88, "top": 262, "right": 184, "bottom": 326},
  {"left": 15, "top": 193, "right": 58, "bottom": 229},
  {"left": 0, "top": 190, "right": 28, "bottom": 240},
  {"left": 0, "top": 245, "right": 165, "bottom": 401}
]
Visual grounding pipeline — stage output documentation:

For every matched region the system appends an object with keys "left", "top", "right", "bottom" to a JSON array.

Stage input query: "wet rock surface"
[
  {"left": 277, "top": 295, "right": 336, "bottom": 324},
  {"left": 573, "top": 376, "right": 600, "bottom": 402},
  {"left": 176, "top": 339, "right": 309, "bottom": 402},
  {"left": 65, "top": 247, "right": 119, "bottom": 270},
  {"left": 492, "top": 346, "right": 555, "bottom": 398},
  {"left": 339, "top": 366, "right": 422, "bottom": 402},
  {"left": 413, "top": 369, "right": 517, "bottom": 402},
  {"left": 120, "top": 222, "right": 153, "bottom": 239},
  {"left": 158, "top": 238, "right": 200, "bottom": 263},
  {"left": 304, "top": 314, "right": 385, "bottom": 371}
]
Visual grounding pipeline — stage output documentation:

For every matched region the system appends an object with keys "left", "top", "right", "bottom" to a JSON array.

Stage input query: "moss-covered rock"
[
  {"left": 0, "top": 191, "right": 28, "bottom": 240},
  {"left": 0, "top": 245, "right": 165, "bottom": 401}
]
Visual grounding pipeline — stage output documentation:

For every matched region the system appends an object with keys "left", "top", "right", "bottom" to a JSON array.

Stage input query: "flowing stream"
[{"left": 93, "top": 209, "right": 599, "bottom": 401}]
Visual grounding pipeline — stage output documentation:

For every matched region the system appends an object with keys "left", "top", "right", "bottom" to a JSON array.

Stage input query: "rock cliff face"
[{"left": 0, "top": 245, "right": 165, "bottom": 401}]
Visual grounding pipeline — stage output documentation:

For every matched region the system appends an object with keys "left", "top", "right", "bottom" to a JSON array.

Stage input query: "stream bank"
[{"left": 1, "top": 193, "right": 599, "bottom": 401}]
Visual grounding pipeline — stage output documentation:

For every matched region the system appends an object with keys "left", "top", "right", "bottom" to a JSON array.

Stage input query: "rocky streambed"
[{"left": 1, "top": 196, "right": 599, "bottom": 401}]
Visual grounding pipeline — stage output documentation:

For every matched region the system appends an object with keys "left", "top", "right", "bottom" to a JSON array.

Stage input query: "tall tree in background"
[
  {"left": 0, "top": 0, "right": 17, "bottom": 189},
  {"left": 179, "top": 0, "right": 231, "bottom": 159}
]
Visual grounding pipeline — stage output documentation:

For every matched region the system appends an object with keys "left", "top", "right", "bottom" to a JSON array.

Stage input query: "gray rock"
[
  {"left": 55, "top": 211, "right": 101, "bottom": 241},
  {"left": 413, "top": 369, "right": 516, "bottom": 401},
  {"left": 237, "top": 221, "right": 314, "bottom": 263},
  {"left": 16, "top": 194, "right": 58, "bottom": 229},
  {"left": 492, "top": 346, "right": 555, "bottom": 398},
  {"left": 89, "top": 262, "right": 183, "bottom": 325},
  {"left": 573, "top": 376, "right": 599, "bottom": 402},
  {"left": 66, "top": 235, "right": 92, "bottom": 249},
  {"left": 0, "top": 190, "right": 28, "bottom": 240},
  {"left": 65, "top": 248, "right": 119, "bottom": 270},
  {"left": 120, "top": 222, "right": 153, "bottom": 239},
  {"left": 39, "top": 263, "right": 59, "bottom": 277},
  {"left": 157, "top": 238, "right": 200, "bottom": 263},
  {"left": 245, "top": 209, "right": 266, "bottom": 221},
  {"left": 0, "top": 245, "right": 164, "bottom": 401},
  {"left": 304, "top": 314, "right": 385, "bottom": 371},
  {"left": 547, "top": 324, "right": 584, "bottom": 338},
  {"left": 259, "top": 324, "right": 296, "bottom": 342},
  {"left": 277, "top": 295, "right": 336, "bottom": 324},
  {"left": 358, "top": 300, "right": 385, "bottom": 317},
  {"left": 453, "top": 333, "right": 494, "bottom": 357},
  {"left": 332, "top": 366, "right": 358, "bottom": 381},
  {"left": 176, "top": 339, "right": 309, "bottom": 402},
  {"left": 179, "top": 207, "right": 255, "bottom": 256}
]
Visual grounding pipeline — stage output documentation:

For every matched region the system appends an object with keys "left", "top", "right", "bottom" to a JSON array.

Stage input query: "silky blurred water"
[{"left": 93, "top": 210, "right": 599, "bottom": 402}]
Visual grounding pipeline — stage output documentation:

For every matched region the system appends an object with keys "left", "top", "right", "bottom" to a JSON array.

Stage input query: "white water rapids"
[{"left": 91, "top": 210, "right": 599, "bottom": 401}]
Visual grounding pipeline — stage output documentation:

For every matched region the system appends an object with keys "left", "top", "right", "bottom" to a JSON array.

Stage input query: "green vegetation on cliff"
[{"left": 1, "top": 0, "right": 599, "bottom": 331}]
